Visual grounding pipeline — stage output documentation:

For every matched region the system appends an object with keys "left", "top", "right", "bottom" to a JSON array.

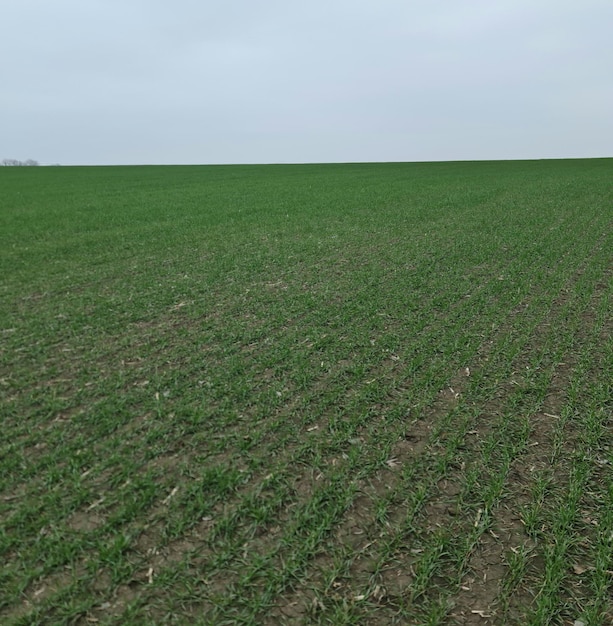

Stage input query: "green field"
[{"left": 1, "top": 160, "right": 612, "bottom": 625}]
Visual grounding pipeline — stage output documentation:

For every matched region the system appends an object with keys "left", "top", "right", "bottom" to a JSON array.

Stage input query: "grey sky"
[{"left": 2, "top": 0, "right": 611, "bottom": 165}]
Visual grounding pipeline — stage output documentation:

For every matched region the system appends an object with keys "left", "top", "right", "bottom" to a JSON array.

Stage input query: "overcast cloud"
[{"left": 2, "top": 0, "right": 611, "bottom": 164}]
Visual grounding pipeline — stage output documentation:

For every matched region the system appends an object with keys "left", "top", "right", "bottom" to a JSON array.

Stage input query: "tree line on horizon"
[{"left": 2, "top": 158, "right": 40, "bottom": 166}]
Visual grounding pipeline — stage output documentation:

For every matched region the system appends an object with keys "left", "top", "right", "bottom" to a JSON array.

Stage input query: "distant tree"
[{"left": 1, "top": 158, "right": 40, "bottom": 166}]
